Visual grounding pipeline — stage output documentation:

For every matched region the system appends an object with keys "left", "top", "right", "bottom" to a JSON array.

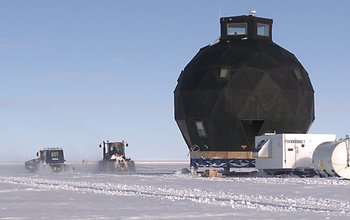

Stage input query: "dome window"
[
  {"left": 227, "top": 23, "right": 247, "bottom": 35},
  {"left": 220, "top": 67, "right": 230, "bottom": 78},
  {"left": 257, "top": 23, "right": 269, "bottom": 36},
  {"left": 195, "top": 121, "right": 207, "bottom": 138}
]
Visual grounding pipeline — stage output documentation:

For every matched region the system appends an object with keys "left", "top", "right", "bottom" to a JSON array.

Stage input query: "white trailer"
[{"left": 253, "top": 134, "right": 336, "bottom": 174}]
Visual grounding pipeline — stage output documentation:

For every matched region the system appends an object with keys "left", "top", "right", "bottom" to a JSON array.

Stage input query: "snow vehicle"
[
  {"left": 98, "top": 140, "right": 135, "bottom": 172},
  {"left": 25, "top": 148, "right": 67, "bottom": 172}
]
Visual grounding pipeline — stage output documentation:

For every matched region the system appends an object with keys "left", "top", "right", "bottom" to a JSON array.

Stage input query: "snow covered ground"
[{"left": 1, "top": 161, "right": 350, "bottom": 220}]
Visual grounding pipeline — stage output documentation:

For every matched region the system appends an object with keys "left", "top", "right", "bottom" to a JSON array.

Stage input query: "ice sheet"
[{"left": 0, "top": 161, "right": 349, "bottom": 219}]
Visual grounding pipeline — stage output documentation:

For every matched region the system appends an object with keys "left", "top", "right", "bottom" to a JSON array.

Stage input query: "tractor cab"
[
  {"left": 40, "top": 148, "right": 65, "bottom": 164},
  {"left": 100, "top": 140, "right": 128, "bottom": 160},
  {"left": 107, "top": 142, "right": 125, "bottom": 158}
]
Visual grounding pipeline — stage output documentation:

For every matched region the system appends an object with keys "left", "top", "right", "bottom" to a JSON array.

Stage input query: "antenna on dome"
[{"left": 249, "top": 10, "right": 257, "bottom": 16}]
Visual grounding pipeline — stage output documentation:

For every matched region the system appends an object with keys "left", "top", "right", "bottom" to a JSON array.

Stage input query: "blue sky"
[{"left": 1, "top": 1, "right": 350, "bottom": 161}]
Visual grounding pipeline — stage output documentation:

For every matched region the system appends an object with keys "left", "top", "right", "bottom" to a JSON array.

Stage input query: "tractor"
[
  {"left": 25, "top": 148, "right": 67, "bottom": 172},
  {"left": 98, "top": 140, "right": 135, "bottom": 172}
]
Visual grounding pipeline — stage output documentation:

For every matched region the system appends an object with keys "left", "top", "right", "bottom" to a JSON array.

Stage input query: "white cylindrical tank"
[{"left": 312, "top": 140, "right": 350, "bottom": 179}]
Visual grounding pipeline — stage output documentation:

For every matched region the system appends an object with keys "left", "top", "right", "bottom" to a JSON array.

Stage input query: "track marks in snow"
[
  {"left": 202, "top": 175, "right": 350, "bottom": 186},
  {"left": 1, "top": 176, "right": 350, "bottom": 216}
]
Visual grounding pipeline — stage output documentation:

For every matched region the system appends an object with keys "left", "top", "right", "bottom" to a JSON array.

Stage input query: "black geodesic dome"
[{"left": 174, "top": 15, "right": 314, "bottom": 152}]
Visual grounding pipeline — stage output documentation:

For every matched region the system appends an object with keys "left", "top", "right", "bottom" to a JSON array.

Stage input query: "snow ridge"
[{"left": 1, "top": 175, "right": 350, "bottom": 217}]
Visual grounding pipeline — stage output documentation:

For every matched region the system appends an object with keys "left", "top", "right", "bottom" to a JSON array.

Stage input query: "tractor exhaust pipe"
[
  {"left": 100, "top": 141, "right": 106, "bottom": 160},
  {"left": 103, "top": 141, "right": 106, "bottom": 159}
]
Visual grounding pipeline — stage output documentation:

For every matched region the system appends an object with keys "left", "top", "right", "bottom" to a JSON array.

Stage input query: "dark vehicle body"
[{"left": 25, "top": 148, "right": 67, "bottom": 172}]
